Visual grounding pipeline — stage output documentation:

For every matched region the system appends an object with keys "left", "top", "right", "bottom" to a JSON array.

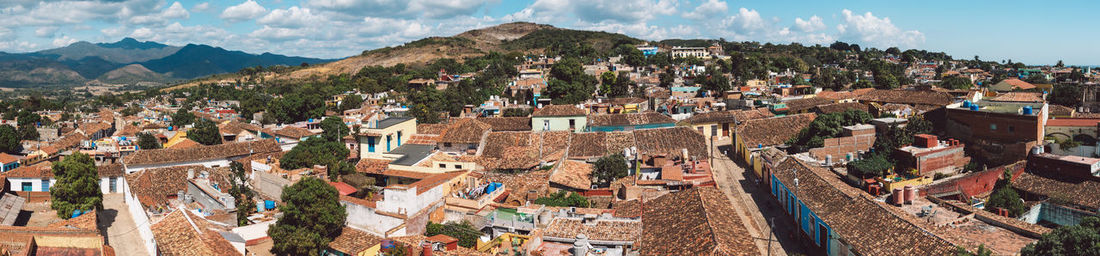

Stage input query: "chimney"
[
  {"left": 572, "top": 234, "right": 589, "bottom": 256},
  {"left": 421, "top": 243, "right": 433, "bottom": 256},
  {"left": 187, "top": 169, "right": 195, "bottom": 179}
]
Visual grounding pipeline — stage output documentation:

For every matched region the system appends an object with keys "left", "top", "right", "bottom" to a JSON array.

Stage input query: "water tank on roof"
[
  {"left": 265, "top": 200, "right": 276, "bottom": 210},
  {"left": 962, "top": 101, "right": 971, "bottom": 108},
  {"left": 969, "top": 104, "right": 979, "bottom": 111},
  {"left": 1023, "top": 106, "right": 1034, "bottom": 115}
]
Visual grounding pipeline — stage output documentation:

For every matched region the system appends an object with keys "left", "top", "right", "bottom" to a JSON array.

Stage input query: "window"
[
  {"left": 109, "top": 178, "right": 117, "bottom": 193},
  {"left": 569, "top": 119, "right": 576, "bottom": 131},
  {"left": 698, "top": 127, "right": 704, "bottom": 134},
  {"left": 1008, "top": 126, "right": 1015, "bottom": 132},
  {"left": 455, "top": 165, "right": 463, "bottom": 169},
  {"left": 543, "top": 120, "right": 550, "bottom": 131},
  {"left": 711, "top": 124, "right": 718, "bottom": 136},
  {"left": 444, "top": 143, "right": 452, "bottom": 148},
  {"left": 386, "top": 135, "right": 392, "bottom": 151},
  {"left": 990, "top": 124, "right": 997, "bottom": 131},
  {"left": 439, "top": 164, "right": 446, "bottom": 168},
  {"left": 397, "top": 131, "right": 403, "bottom": 146},
  {"left": 21, "top": 182, "right": 31, "bottom": 192},
  {"left": 367, "top": 137, "right": 376, "bottom": 153},
  {"left": 42, "top": 179, "right": 49, "bottom": 192}
]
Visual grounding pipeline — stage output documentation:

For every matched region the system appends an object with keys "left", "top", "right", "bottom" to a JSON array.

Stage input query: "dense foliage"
[
  {"left": 546, "top": 58, "right": 597, "bottom": 104},
  {"left": 0, "top": 125, "right": 21, "bottom": 154},
  {"left": 847, "top": 154, "right": 893, "bottom": 178},
  {"left": 1020, "top": 216, "right": 1100, "bottom": 255},
  {"left": 229, "top": 162, "right": 255, "bottom": 226},
  {"left": 137, "top": 132, "right": 161, "bottom": 149},
  {"left": 787, "top": 110, "right": 873, "bottom": 152},
  {"left": 281, "top": 117, "right": 352, "bottom": 180},
  {"left": 268, "top": 177, "right": 347, "bottom": 256},
  {"left": 593, "top": 154, "right": 629, "bottom": 187},
  {"left": 425, "top": 221, "right": 481, "bottom": 248},
  {"left": 939, "top": 76, "right": 974, "bottom": 90},
  {"left": 186, "top": 118, "right": 222, "bottom": 146},
  {"left": 533, "top": 191, "right": 590, "bottom": 207},
  {"left": 50, "top": 152, "right": 103, "bottom": 219}
]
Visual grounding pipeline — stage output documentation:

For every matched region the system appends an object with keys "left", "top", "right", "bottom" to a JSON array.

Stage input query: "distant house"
[
  {"left": 0, "top": 153, "right": 19, "bottom": 172},
  {"left": 438, "top": 118, "right": 492, "bottom": 154},
  {"left": 586, "top": 112, "right": 675, "bottom": 132},
  {"left": 531, "top": 105, "right": 587, "bottom": 132},
  {"left": 679, "top": 108, "right": 774, "bottom": 138},
  {"left": 990, "top": 78, "right": 1037, "bottom": 92},
  {"left": 260, "top": 126, "right": 318, "bottom": 151},
  {"left": 5, "top": 162, "right": 124, "bottom": 194},
  {"left": 358, "top": 117, "right": 417, "bottom": 158},
  {"left": 121, "top": 139, "right": 281, "bottom": 173},
  {"left": 637, "top": 187, "right": 757, "bottom": 255},
  {"left": 734, "top": 113, "right": 816, "bottom": 177}
]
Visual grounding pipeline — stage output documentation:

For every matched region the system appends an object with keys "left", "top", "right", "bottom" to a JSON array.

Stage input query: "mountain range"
[{"left": 0, "top": 38, "right": 334, "bottom": 87}]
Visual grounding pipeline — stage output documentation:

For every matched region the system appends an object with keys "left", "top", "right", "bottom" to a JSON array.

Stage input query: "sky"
[{"left": 1, "top": 0, "right": 1097, "bottom": 65}]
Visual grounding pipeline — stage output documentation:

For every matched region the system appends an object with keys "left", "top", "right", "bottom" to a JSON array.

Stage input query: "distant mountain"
[
  {"left": 140, "top": 44, "right": 331, "bottom": 79},
  {"left": 0, "top": 38, "right": 336, "bottom": 87},
  {"left": 37, "top": 38, "right": 181, "bottom": 64}
]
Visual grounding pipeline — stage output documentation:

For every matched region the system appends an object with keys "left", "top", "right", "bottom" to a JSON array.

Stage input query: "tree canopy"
[
  {"left": 1020, "top": 216, "right": 1100, "bottom": 255},
  {"left": 187, "top": 118, "right": 222, "bottom": 146},
  {"left": 546, "top": 58, "right": 597, "bottom": 104},
  {"left": 533, "top": 191, "right": 589, "bottom": 207},
  {"left": 0, "top": 125, "right": 21, "bottom": 154},
  {"left": 593, "top": 154, "right": 629, "bottom": 187},
  {"left": 50, "top": 152, "right": 103, "bottom": 219},
  {"left": 268, "top": 177, "right": 347, "bottom": 256},
  {"left": 787, "top": 110, "right": 873, "bottom": 152},
  {"left": 425, "top": 221, "right": 481, "bottom": 248},
  {"left": 137, "top": 132, "right": 161, "bottom": 150}
]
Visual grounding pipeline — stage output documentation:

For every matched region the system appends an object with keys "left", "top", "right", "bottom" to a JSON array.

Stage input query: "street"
[{"left": 709, "top": 139, "right": 809, "bottom": 256}]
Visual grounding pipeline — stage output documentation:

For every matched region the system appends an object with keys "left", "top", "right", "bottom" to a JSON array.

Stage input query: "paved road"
[
  {"left": 99, "top": 194, "right": 150, "bottom": 256},
  {"left": 709, "top": 139, "right": 808, "bottom": 256}
]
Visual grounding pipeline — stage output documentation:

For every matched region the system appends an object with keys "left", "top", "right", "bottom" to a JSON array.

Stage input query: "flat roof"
[
  {"left": 389, "top": 144, "right": 435, "bottom": 166},
  {"left": 373, "top": 117, "right": 414, "bottom": 129},
  {"left": 952, "top": 102, "right": 1044, "bottom": 115}
]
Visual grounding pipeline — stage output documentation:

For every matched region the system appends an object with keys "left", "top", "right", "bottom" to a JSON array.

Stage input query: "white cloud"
[
  {"left": 683, "top": 0, "right": 727, "bottom": 20},
  {"left": 52, "top": 35, "right": 78, "bottom": 47},
  {"left": 34, "top": 26, "right": 58, "bottom": 38},
  {"left": 513, "top": 0, "right": 677, "bottom": 24},
  {"left": 794, "top": 15, "right": 824, "bottom": 32},
  {"left": 221, "top": 0, "right": 267, "bottom": 22},
  {"left": 303, "top": 0, "right": 491, "bottom": 19},
  {"left": 192, "top": 2, "right": 211, "bottom": 12},
  {"left": 259, "top": 7, "right": 322, "bottom": 28},
  {"left": 130, "top": 2, "right": 190, "bottom": 25},
  {"left": 837, "top": 9, "right": 924, "bottom": 48}
]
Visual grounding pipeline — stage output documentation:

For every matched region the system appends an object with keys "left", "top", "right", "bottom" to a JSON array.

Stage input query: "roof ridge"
[{"left": 693, "top": 188, "right": 726, "bottom": 254}]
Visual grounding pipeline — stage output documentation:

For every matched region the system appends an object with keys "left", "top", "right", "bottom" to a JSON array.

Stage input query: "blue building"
[
  {"left": 0, "top": 153, "right": 19, "bottom": 172},
  {"left": 769, "top": 157, "right": 958, "bottom": 256}
]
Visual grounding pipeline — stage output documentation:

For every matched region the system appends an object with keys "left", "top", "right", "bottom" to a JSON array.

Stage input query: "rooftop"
[
  {"left": 370, "top": 117, "right": 414, "bottom": 130},
  {"left": 952, "top": 101, "right": 1045, "bottom": 115},
  {"left": 588, "top": 112, "right": 674, "bottom": 127},
  {"left": 638, "top": 187, "right": 759, "bottom": 255},
  {"left": 532, "top": 105, "right": 585, "bottom": 117},
  {"left": 735, "top": 113, "right": 817, "bottom": 148},
  {"left": 388, "top": 144, "right": 435, "bottom": 166}
]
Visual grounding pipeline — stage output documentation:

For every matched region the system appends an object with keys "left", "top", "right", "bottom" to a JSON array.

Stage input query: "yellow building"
[
  {"left": 477, "top": 233, "right": 530, "bottom": 255},
  {"left": 358, "top": 117, "right": 417, "bottom": 159},
  {"left": 162, "top": 130, "right": 189, "bottom": 148}
]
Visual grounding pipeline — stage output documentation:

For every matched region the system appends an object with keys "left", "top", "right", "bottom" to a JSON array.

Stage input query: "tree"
[
  {"left": 502, "top": 108, "right": 531, "bottom": 117},
  {"left": 0, "top": 125, "right": 19, "bottom": 154},
  {"left": 546, "top": 58, "right": 597, "bottom": 104},
  {"left": 609, "top": 71, "right": 632, "bottom": 98},
  {"left": 1020, "top": 216, "right": 1100, "bottom": 255},
  {"left": 593, "top": 154, "right": 628, "bottom": 187},
  {"left": 533, "top": 191, "right": 589, "bottom": 207},
  {"left": 187, "top": 119, "right": 222, "bottom": 146},
  {"left": 787, "top": 110, "right": 873, "bottom": 152},
  {"left": 425, "top": 221, "right": 481, "bottom": 248},
  {"left": 229, "top": 162, "right": 255, "bottom": 226},
  {"left": 955, "top": 244, "right": 993, "bottom": 256},
  {"left": 886, "top": 47, "right": 901, "bottom": 55},
  {"left": 18, "top": 124, "right": 38, "bottom": 140},
  {"left": 268, "top": 177, "right": 347, "bottom": 256},
  {"left": 50, "top": 152, "right": 103, "bottom": 219},
  {"left": 986, "top": 186, "right": 1025, "bottom": 217},
  {"left": 137, "top": 132, "right": 161, "bottom": 150},
  {"left": 847, "top": 154, "right": 892, "bottom": 178},
  {"left": 1055, "top": 60, "right": 1065, "bottom": 68},
  {"left": 172, "top": 108, "right": 195, "bottom": 127},
  {"left": 319, "top": 117, "right": 350, "bottom": 142},
  {"left": 1049, "top": 84, "right": 1083, "bottom": 108},
  {"left": 939, "top": 76, "right": 974, "bottom": 90},
  {"left": 338, "top": 94, "right": 364, "bottom": 112},
  {"left": 599, "top": 71, "right": 617, "bottom": 95}
]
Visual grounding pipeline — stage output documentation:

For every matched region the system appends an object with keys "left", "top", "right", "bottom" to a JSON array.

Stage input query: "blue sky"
[{"left": 0, "top": 0, "right": 1097, "bottom": 65}]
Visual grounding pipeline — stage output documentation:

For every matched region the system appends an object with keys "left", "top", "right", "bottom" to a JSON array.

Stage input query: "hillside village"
[{"left": 0, "top": 23, "right": 1099, "bottom": 256}]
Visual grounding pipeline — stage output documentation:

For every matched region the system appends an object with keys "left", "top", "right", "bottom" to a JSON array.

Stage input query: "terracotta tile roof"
[
  {"left": 217, "top": 121, "right": 258, "bottom": 135},
  {"left": 115, "top": 124, "right": 141, "bottom": 137},
  {"left": 97, "top": 163, "right": 124, "bottom": 178},
  {"left": 438, "top": 118, "right": 491, "bottom": 144},
  {"left": 268, "top": 126, "right": 316, "bottom": 139},
  {"left": 0, "top": 153, "right": 17, "bottom": 163},
  {"left": 771, "top": 158, "right": 958, "bottom": 256},
  {"left": 479, "top": 131, "right": 540, "bottom": 170},
  {"left": 588, "top": 112, "right": 674, "bottom": 127},
  {"left": 78, "top": 122, "right": 112, "bottom": 135},
  {"left": 328, "top": 227, "right": 383, "bottom": 255},
  {"left": 995, "top": 78, "right": 1037, "bottom": 90},
  {"left": 406, "top": 134, "right": 439, "bottom": 145},
  {"left": 816, "top": 88, "right": 874, "bottom": 101},
  {"left": 813, "top": 102, "right": 869, "bottom": 114},
  {"left": 611, "top": 199, "right": 641, "bottom": 218},
  {"left": 483, "top": 169, "right": 551, "bottom": 205},
  {"left": 1048, "top": 104, "right": 1075, "bottom": 116},
  {"left": 167, "top": 138, "right": 201, "bottom": 149},
  {"left": 52, "top": 133, "right": 87, "bottom": 151},
  {"left": 479, "top": 117, "right": 531, "bottom": 131},
  {"left": 538, "top": 131, "right": 572, "bottom": 162},
  {"left": 389, "top": 235, "right": 490, "bottom": 256},
  {"left": 1013, "top": 171, "right": 1100, "bottom": 210},
  {"left": 532, "top": 105, "right": 585, "bottom": 117},
  {"left": 3, "top": 161, "right": 53, "bottom": 178},
  {"left": 679, "top": 111, "right": 738, "bottom": 125},
  {"left": 857, "top": 89, "right": 954, "bottom": 106},
  {"left": 48, "top": 209, "right": 98, "bottom": 231},
  {"left": 123, "top": 139, "right": 281, "bottom": 166},
  {"left": 1046, "top": 118, "right": 1100, "bottom": 127},
  {"left": 543, "top": 218, "right": 642, "bottom": 242},
  {"left": 728, "top": 108, "right": 776, "bottom": 122},
  {"left": 735, "top": 113, "right": 816, "bottom": 147},
  {"left": 549, "top": 160, "right": 593, "bottom": 190},
  {"left": 633, "top": 127, "right": 709, "bottom": 160},
  {"left": 567, "top": 131, "right": 635, "bottom": 159},
  {"left": 784, "top": 97, "right": 835, "bottom": 113},
  {"left": 416, "top": 124, "right": 448, "bottom": 135},
  {"left": 150, "top": 208, "right": 239, "bottom": 256},
  {"left": 355, "top": 158, "right": 391, "bottom": 174},
  {"left": 124, "top": 165, "right": 231, "bottom": 208},
  {"left": 988, "top": 92, "right": 1044, "bottom": 103},
  {"left": 638, "top": 187, "right": 759, "bottom": 256}
]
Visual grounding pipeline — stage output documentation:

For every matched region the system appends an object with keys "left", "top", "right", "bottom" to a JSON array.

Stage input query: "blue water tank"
[
  {"left": 71, "top": 210, "right": 82, "bottom": 218},
  {"left": 962, "top": 101, "right": 971, "bottom": 108},
  {"left": 969, "top": 104, "right": 979, "bottom": 111},
  {"left": 257, "top": 201, "right": 265, "bottom": 213},
  {"left": 265, "top": 200, "right": 276, "bottom": 210},
  {"left": 1023, "top": 106, "right": 1034, "bottom": 115}
]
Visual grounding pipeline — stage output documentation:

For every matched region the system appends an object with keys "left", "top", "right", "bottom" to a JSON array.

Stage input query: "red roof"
[
  {"left": 0, "top": 153, "right": 17, "bottom": 163},
  {"left": 328, "top": 182, "right": 357, "bottom": 196},
  {"left": 1046, "top": 118, "right": 1100, "bottom": 127},
  {"left": 426, "top": 234, "right": 458, "bottom": 244}
]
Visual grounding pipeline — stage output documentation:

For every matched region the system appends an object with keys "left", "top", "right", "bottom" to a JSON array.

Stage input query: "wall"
[
  {"left": 532, "top": 116, "right": 586, "bottom": 132},
  {"left": 250, "top": 167, "right": 291, "bottom": 202},
  {"left": 343, "top": 201, "right": 403, "bottom": 236},
  {"left": 377, "top": 185, "right": 444, "bottom": 217},
  {"left": 1035, "top": 202, "right": 1097, "bottom": 226},
  {"left": 121, "top": 177, "right": 158, "bottom": 256},
  {"left": 911, "top": 145, "right": 969, "bottom": 176},
  {"left": 946, "top": 107, "right": 1044, "bottom": 143},
  {"left": 923, "top": 163, "right": 1023, "bottom": 198},
  {"left": 689, "top": 122, "right": 732, "bottom": 138},
  {"left": 588, "top": 123, "right": 674, "bottom": 132},
  {"left": 808, "top": 130, "right": 875, "bottom": 162},
  {"left": 8, "top": 177, "right": 52, "bottom": 192},
  {"left": 358, "top": 119, "right": 417, "bottom": 158}
]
